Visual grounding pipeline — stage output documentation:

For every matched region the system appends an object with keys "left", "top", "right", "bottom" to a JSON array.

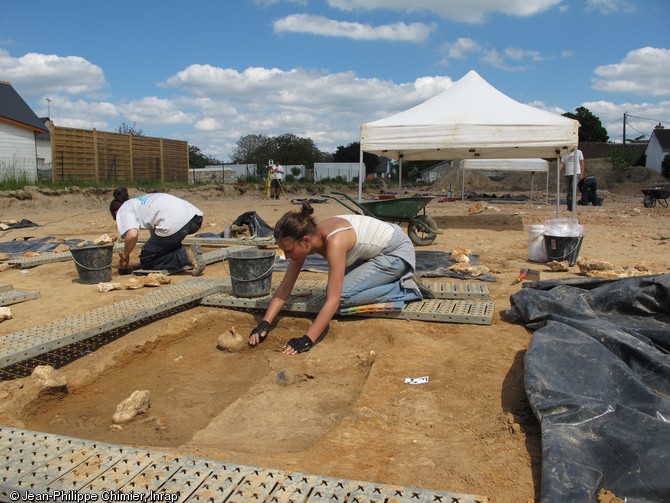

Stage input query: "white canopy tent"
[
  {"left": 460, "top": 158, "right": 549, "bottom": 203},
  {"left": 359, "top": 70, "right": 580, "bottom": 216}
]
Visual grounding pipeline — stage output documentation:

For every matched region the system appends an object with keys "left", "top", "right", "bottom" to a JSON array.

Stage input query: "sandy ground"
[{"left": 0, "top": 170, "right": 669, "bottom": 502}]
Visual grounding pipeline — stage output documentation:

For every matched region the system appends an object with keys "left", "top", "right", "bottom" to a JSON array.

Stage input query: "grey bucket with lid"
[
  {"left": 70, "top": 243, "right": 114, "bottom": 284},
  {"left": 544, "top": 235, "right": 583, "bottom": 267},
  {"left": 227, "top": 249, "right": 275, "bottom": 297},
  {"left": 542, "top": 218, "right": 584, "bottom": 267}
]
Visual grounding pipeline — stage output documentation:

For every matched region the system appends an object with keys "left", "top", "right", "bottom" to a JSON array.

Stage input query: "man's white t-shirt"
[
  {"left": 116, "top": 193, "right": 202, "bottom": 238},
  {"left": 561, "top": 149, "right": 584, "bottom": 176},
  {"left": 272, "top": 164, "right": 285, "bottom": 180}
]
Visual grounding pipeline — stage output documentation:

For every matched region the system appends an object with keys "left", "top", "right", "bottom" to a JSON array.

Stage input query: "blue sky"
[{"left": 2, "top": 0, "right": 669, "bottom": 160}]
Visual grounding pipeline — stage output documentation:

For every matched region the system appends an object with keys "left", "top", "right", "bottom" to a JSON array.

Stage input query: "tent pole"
[
  {"left": 530, "top": 171, "right": 535, "bottom": 202},
  {"left": 358, "top": 149, "right": 364, "bottom": 203},
  {"left": 545, "top": 168, "right": 549, "bottom": 205},
  {"left": 571, "top": 149, "right": 578, "bottom": 219},
  {"left": 556, "top": 154, "right": 560, "bottom": 218},
  {"left": 461, "top": 161, "right": 465, "bottom": 201},
  {"left": 398, "top": 155, "right": 403, "bottom": 192}
]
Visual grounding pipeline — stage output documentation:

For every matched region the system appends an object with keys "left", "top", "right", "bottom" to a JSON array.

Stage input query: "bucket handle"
[
  {"left": 229, "top": 262, "right": 275, "bottom": 283},
  {"left": 71, "top": 256, "right": 113, "bottom": 271}
]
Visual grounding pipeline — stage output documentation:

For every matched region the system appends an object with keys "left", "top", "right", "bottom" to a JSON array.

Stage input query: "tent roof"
[{"left": 360, "top": 70, "right": 578, "bottom": 161}]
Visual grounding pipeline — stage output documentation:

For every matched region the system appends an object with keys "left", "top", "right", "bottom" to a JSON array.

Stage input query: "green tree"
[
  {"left": 116, "top": 122, "right": 144, "bottom": 136},
  {"left": 231, "top": 133, "right": 326, "bottom": 176},
  {"left": 332, "top": 141, "right": 378, "bottom": 177},
  {"left": 562, "top": 107, "right": 609, "bottom": 143},
  {"left": 610, "top": 145, "right": 635, "bottom": 182},
  {"left": 270, "top": 133, "right": 325, "bottom": 170},
  {"left": 189, "top": 145, "right": 222, "bottom": 170},
  {"left": 231, "top": 134, "right": 272, "bottom": 175}
]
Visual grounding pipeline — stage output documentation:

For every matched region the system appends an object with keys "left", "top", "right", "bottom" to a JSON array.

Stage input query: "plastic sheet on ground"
[
  {"left": 508, "top": 274, "right": 670, "bottom": 502},
  {"left": 0, "top": 236, "right": 88, "bottom": 257}
]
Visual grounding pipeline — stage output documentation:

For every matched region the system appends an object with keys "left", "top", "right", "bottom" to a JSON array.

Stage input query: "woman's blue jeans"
[{"left": 340, "top": 254, "right": 421, "bottom": 307}]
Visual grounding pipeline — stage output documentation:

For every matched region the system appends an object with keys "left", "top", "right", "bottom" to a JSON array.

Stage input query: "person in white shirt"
[
  {"left": 560, "top": 148, "right": 585, "bottom": 211},
  {"left": 109, "top": 188, "right": 205, "bottom": 275},
  {"left": 270, "top": 161, "right": 285, "bottom": 199}
]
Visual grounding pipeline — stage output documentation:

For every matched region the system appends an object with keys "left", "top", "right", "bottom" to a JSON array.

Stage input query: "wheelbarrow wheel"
[
  {"left": 408, "top": 215, "right": 438, "bottom": 246},
  {"left": 643, "top": 194, "right": 655, "bottom": 208}
]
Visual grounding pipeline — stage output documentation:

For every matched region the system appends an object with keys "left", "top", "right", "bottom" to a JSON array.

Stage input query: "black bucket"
[
  {"left": 70, "top": 243, "right": 114, "bottom": 284},
  {"left": 228, "top": 249, "right": 275, "bottom": 297},
  {"left": 544, "top": 235, "right": 583, "bottom": 267}
]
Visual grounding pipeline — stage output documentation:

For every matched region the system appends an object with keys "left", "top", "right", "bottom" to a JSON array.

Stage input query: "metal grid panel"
[
  {"left": 0, "top": 278, "right": 228, "bottom": 369},
  {"left": 0, "top": 427, "right": 488, "bottom": 502},
  {"left": 0, "top": 289, "right": 40, "bottom": 306},
  {"left": 287, "top": 279, "right": 490, "bottom": 300},
  {"left": 183, "top": 236, "right": 276, "bottom": 248},
  {"left": 202, "top": 291, "right": 494, "bottom": 325},
  {"left": 2, "top": 244, "right": 125, "bottom": 269}
]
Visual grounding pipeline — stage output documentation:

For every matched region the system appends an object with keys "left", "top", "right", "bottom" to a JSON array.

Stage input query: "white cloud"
[
  {"left": 482, "top": 49, "right": 527, "bottom": 72},
  {"left": 326, "top": 0, "right": 562, "bottom": 23},
  {"left": 194, "top": 118, "right": 225, "bottom": 131},
  {"left": 118, "top": 97, "right": 196, "bottom": 126},
  {"left": 273, "top": 14, "right": 433, "bottom": 42},
  {"left": 504, "top": 47, "right": 544, "bottom": 62},
  {"left": 441, "top": 38, "right": 546, "bottom": 71},
  {"left": 526, "top": 100, "right": 568, "bottom": 115},
  {"left": 0, "top": 49, "right": 106, "bottom": 96},
  {"left": 443, "top": 38, "right": 481, "bottom": 60},
  {"left": 585, "top": 99, "right": 670, "bottom": 142},
  {"left": 586, "top": 0, "right": 636, "bottom": 14},
  {"left": 592, "top": 47, "right": 670, "bottom": 97},
  {"left": 158, "top": 65, "right": 455, "bottom": 153},
  {"left": 34, "top": 95, "right": 117, "bottom": 130}
]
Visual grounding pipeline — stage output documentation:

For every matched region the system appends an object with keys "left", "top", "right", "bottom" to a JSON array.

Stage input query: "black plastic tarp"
[
  {"left": 0, "top": 236, "right": 88, "bottom": 257},
  {"left": 229, "top": 211, "right": 274, "bottom": 238},
  {"left": 508, "top": 274, "right": 670, "bottom": 502}
]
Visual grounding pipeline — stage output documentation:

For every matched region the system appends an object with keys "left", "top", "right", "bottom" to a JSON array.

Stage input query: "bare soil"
[{"left": 0, "top": 162, "right": 668, "bottom": 502}]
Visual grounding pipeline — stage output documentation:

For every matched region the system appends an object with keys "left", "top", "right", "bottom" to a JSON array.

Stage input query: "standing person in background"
[
  {"left": 109, "top": 188, "right": 206, "bottom": 275},
  {"left": 248, "top": 203, "right": 424, "bottom": 355},
  {"left": 271, "top": 161, "right": 285, "bottom": 200},
  {"left": 560, "top": 148, "right": 585, "bottom": 211}
]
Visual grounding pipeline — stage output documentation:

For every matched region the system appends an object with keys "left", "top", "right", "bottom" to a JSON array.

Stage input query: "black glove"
[
  {"left": 285, "top": 335, "right": 314, "bottom": 353},
  {"left": 249, "top": 320, "right": 272, "bottom": 345}
]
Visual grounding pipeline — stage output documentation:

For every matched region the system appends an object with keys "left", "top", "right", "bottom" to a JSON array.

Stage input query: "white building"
[
  {"left": 0, "top": 81, "right": 49, "bottom": 182},
  {"left": 645, "top": 126, "right": 670, "bottom": 175},
  {"left": 314, "top": 162, "right": 360, "bottom": 182}
]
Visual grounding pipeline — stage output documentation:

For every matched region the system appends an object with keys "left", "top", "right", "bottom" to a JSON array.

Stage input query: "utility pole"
[
  {"left": 622, "top": 112, "right": 627, "bottom": 148},
  {"left": 46, "top": 98, "right": 52, "bottom": 117}
]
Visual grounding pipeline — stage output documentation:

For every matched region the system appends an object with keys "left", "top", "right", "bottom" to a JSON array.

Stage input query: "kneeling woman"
[{"left": 249, "top": 202, "right": 422, "bottom": 355}]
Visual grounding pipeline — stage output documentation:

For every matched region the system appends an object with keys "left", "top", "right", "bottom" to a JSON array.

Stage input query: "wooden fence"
[{"left": 51, "top": 126, "right": 188, "bottom": 183}]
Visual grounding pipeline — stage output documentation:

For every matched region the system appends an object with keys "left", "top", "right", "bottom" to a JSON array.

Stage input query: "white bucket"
[{"left": 528, "top": 224, "right": 547, "bottom": 262}]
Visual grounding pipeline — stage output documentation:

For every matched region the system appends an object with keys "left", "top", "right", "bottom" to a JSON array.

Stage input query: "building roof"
[
  {"left": 651, "top": 128, "right": 670, "bottom": 150},
  {"left": 0, "top": 81, "right": 49, "bottom": 133}
]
